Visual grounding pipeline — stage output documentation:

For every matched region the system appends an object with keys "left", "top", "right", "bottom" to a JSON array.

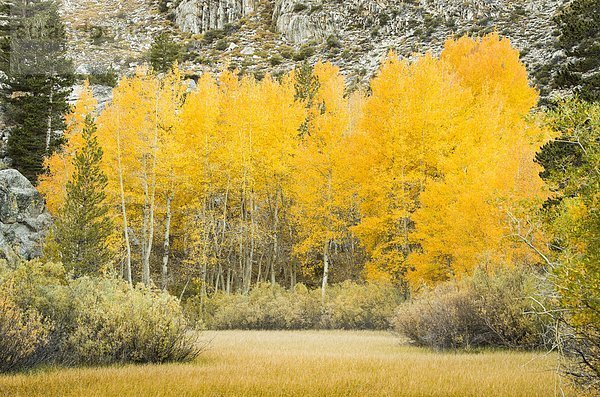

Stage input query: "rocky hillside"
[
  {"left": 59, "top": 0, "right": 171, "bottom": 75},
  {"left": 63, "top": 0, "right": 564, "bottom": 95}
]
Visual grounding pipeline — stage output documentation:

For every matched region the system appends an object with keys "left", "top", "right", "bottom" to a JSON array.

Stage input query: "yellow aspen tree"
[
  {"left": 97, "top": 68, "right": 174, "bottom": 285},
  {"left": 177, "top": 73, "right": 223, "bottom": 294},
  {"left": 38, "top": 81, "right": 98, "bottom": 213},
  {"left": 291, "top": 62, "right": 355, "bottom": 301},
  {"left": 155, "top": 66, "right": 187, "bottom": 290},
  {"left": 217, "top": 72, "right": 256, "bottom": 293},
  {"left": 352, "top": 52, "right": 470, "bottom": 284},
  {"left": 406, "top": 34, "right": 552, "bottom": 284},
  {"left": 96, "top": 74, "right": 145, "bottom": 284},
  {"left": 243, "top": 74, "right": 304, "bottom": 289}
]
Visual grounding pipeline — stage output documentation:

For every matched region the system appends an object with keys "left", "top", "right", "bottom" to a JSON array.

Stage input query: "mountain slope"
[{"left": 64, "top": 0, "right": 565, "bottom": 96}]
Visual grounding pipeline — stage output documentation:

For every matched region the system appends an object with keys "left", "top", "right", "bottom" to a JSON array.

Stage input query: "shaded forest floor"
[{"left": 0, "top": 330, "right": 573, "bottom": 396}]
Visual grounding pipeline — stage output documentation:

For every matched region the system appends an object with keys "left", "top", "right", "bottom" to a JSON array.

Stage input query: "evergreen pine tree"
[
  {"left": 149, "top": 32, "right": 181, "bottom": 74},
  {"left": 294, "top": 61, "right": 320, "bottom": 137},
  {"left": 1, "top": 0, "right": 73, "bottom": 183},
  {"left": 553, "top": 0, "right": 600, "bottom": 102},
  {"left": 538, "top": 0, "right": 598, "bottom": 206},
  {"left": 51, "top": 115, "right": 113, "bottom": 276}
]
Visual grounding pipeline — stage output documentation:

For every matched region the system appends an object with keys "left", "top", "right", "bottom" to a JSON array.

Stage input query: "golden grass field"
[{"left": 0, "top": 330, "right": 575, "bottom": 397}]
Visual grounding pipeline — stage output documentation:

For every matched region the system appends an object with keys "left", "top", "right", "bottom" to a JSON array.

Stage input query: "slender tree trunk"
[
  {"left": 321, "top": 171, "right": 333, "bottom": 302},
  {"left": 270, "top": 192, "right": 279, "bottom": 285},
  {"left": 200, "top": 137, "right": 211, "bottom": 300},
  {"left": 245, "top": 190, "right": 255, "bottom": 293},
  {"left": 238, "top": 190, "right": 244, "bottom": 293},
  {"left": 116, "top": 117, "right": 132, "bottom": 284},
  {"left": 215, "top": 177, "right": 230, "bottom": 292},
  {"left": 226, "top": 267, "right": 231, "bottom": 294},
  {"left": 142, "top": 93, "right": 160, "bottom": 286},
  {"left": 161, "top": 189, "right": 173, "bottom": 290},
  {"left": 291, "top": 262, "right": 296, "bottom": 289},
  {"left": 215, "top": 263, "right": 222, "bottom": 292},
  {"left": 401, "top": 166, "right": 410, "bottom": 255},
  {"left": 141, "top": 166, "right": 151, "bottom": 285},
  {"left": 201, "top": 262, "right": 207, "bottom": 302},
  {"left": 321, "top": 240, "right": 330, "bottom": 304},
  {"left": 200, "top": 197, "right": 210, "bottom": 301},
  {"left": 256, "top": 257, "right": 262, "bottom": 286},
  {"left": 46, "top": 76, "right": 54, "bottom": 153}
]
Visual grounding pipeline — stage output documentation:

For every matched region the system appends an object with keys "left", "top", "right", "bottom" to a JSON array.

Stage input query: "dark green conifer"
[
  {"left": 294, "top": 61, "right": 320, "bottom": 137},
  {"left": 553, "top": 0, "right": 600, "bottom": 102},
  {"left": 1, "top": 0, "right": 73, "bottom": 183},
  {"left": 149, "top": 32, "right": 181, "bottom": 74},
  {"left": 51, "top": 115, "right": 113, "bottom": 276}
]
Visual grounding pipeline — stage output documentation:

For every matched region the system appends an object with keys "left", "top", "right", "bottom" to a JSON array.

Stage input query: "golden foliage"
[
  {"left": 38, "top": 81, "right": 98, "bottom": 213},
  {"left": 38, "top": 34, "right": 553, "bottom": 288}
]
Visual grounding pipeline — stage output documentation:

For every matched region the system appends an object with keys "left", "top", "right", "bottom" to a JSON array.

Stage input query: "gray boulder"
[{"left": 0, "top": 169, "right": 51, "bottom": 263}]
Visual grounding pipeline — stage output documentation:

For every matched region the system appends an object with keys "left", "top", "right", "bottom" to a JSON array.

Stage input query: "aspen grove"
[{"left": 39, "top": 34, "right": 553, "bottom": 295}]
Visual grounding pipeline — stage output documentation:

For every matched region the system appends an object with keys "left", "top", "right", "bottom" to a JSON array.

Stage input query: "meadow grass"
[{"left": 0, "top": 330, "right": 573, "bottom": 397}]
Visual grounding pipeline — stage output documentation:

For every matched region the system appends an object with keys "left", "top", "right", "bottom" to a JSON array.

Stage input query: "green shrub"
[
  {"left": 1, "top": 261, "right": 199, "bottom": 368},
  {"left": 323, "top": 281, "right": 404, "bottom": 329},
  {"left": 269, "top": 54, "right": 284, "bottom": 66},
  {"left": 193, "top": 283, "right": 320, "bottom": 330},
  {"left": 293, "top": 44, "right": 315, "bottom": 61},
  {"left": 223, "top": 22, "right": 239, "bottom": 34},
  {"left": 279, "top": 46, "right": 294, "bottom": 59},
  {"left": 326, "top": 35, "right": 342, "bottom": 50},
  {"left": 89, "top": 26, "right": 106, "bottom": 45},
  {"left": 186, "top": 282, "right": 403, "bottom": 330},
  {"left": 86, "top": 67, "right": 118, "bottom": 87},
  {"left": 393, "top": 267, "right": 552, "bottom": 350},
  {"left": 202, "top": 29, "right": 225, "bottom": 44},
  {"left": 0, "top": 287, "right": 51, "bottom": 373},
  {"left": 215, "top": 39, "right": 229, "bottom": 51},
  {"left": 293, "top": 3, "right": 308, "bottom": 12},
  {"left": 63, "top": 278, "right": 199, "bottom": 365},
  {"left": 149, "top": 33, "right": 182, "bottom": 73}
]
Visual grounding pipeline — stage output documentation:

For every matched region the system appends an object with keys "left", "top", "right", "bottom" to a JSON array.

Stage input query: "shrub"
[
  {"left": 393, "top": 267, "right": 552, "bottom": 350},
  {"left": 279, "top": 46, "right": 294, "bottom": 59},
  {"left": 186, "top": 281, "right": 403, "bottom": 330},
  {"left": 215, "top": 39, "right": 229, "bottom": 51},
  {"left": 202, "top": 29, "right": 225, "bottom": 44},
  {"left": 89, "top": 26, "right": 105, "bottom": 45},
  {"left": 0, "top": 288, "right": 51, "bottom": 373},
  {"left": 194, "top": 283, "right": 320, "bottom": 330},
  {"left": 269, "top": 54, "right": 284, "bottom": 66},
  {"left": 63, "top": 278, "right": 199, "bottom": 365},
  {"left": 1, "top": 261, "right": 199, "bottom": 368},
  {"left": 223, "top": 22, "right": 239, "bottom": 34},
  {"left": 293, "top": 3, "right": 308, "bottom": 12},
  {"left": 293, "top": 44, "right": 315, "bottom": 61},
  {"left": 86, "top": 67, "right": 118, "bottom": 87},
  {"left": 326, "top": 35, "right": 342, "bottom": 50},
  {"left": 323, "top": 281, "right": 404, "bottom": 329},
  {"left": 149, "top": 33, "right": 182, "bottom": 73}
]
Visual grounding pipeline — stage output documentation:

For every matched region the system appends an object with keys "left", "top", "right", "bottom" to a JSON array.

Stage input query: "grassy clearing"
[{"left": 0, "top": 330, "right": 573, "bottom": 397}]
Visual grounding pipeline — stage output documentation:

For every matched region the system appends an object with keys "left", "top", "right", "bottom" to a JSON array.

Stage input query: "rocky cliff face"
[
  {"left": 175, "top": 0, "right": 259, "bottom": 33},
  {"left": 31, "top": 0, "right": 570, "bottom": 105},
  {"left": 169, "top": 0, "right": 563, "bottom": 97},
  {"left": 273, "top": 0, "right": 334, "bottom": 43},
  {"left": 0, "top": 169, "right": 51, "bottom": 263}
]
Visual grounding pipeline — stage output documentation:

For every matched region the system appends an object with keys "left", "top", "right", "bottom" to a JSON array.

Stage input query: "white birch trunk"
[
  {"left": 161, "top": 190, "right": 173, "bottom": 290},
  {"left": 116, "top": 117, "right": 132, "bottom": 284},
  {"left": 321, "top": 240, "right": 330, "bottom": 304}
]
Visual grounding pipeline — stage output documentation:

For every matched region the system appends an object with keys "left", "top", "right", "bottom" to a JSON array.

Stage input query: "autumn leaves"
[{"left": 39, "top": 33, "right": 552, "bottom": 289}]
